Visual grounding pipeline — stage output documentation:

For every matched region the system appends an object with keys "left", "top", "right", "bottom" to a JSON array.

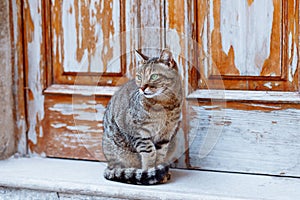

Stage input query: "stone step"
[{"left": 0, "top": 157, "right": 299, "bottom": 200}]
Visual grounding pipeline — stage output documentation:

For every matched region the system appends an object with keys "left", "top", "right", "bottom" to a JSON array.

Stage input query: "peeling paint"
[
  {"left": 264, "top": 82, "right": 272, "bottom": 89},
  {"left": 49, "top": 103, "right": 105, "bottom": 121},
  {"left": 289, "top": 42, "right": 298, "bottom": 82},
  {"left": 213, "top": 0, "right": 275, "bottom": 76},
  {"left": 66, "top": 125, "right": 100, "bottom": 133},
  {"left": 51, "top": 123, "right": 67, "bottom": 129},
  {"left": 25, "top": 0, "right": 45, "bottom": 148},
  {"left": 189, "top": 105, "right": 300, "bottom": 176}
]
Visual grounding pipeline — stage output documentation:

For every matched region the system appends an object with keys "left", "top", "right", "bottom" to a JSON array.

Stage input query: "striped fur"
[{"left": 102, "top": 49, "right": 183, "bottom": 185}]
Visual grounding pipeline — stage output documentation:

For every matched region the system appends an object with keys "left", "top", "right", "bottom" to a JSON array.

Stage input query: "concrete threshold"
[{"left": 0, "top": 157, "right": 299, "bottom": 200}]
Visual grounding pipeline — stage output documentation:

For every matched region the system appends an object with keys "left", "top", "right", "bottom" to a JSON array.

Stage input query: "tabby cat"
[{"left": 102, "top": 49, "right": 183, "bottom": 185}]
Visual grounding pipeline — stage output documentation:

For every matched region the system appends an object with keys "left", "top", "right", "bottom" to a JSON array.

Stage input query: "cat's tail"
[{"left": 104, "top": 164, "right": 170, "bottom": 185}]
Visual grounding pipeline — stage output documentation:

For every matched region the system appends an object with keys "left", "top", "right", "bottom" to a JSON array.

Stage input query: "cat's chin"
[{"left": 144, "top": 93, "right": 156, "bottom": 98}]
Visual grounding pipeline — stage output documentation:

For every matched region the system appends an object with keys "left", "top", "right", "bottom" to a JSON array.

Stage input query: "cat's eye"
[
  {"left": 136, "top": 75, "right": 142, "bottom": 81},
  {"left": 150, "top": 74, "right": 159, "bottom": 81}
]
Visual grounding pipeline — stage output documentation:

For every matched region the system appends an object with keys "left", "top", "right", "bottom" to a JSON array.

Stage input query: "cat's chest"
[{"left": 135, "top": 107, "right": 174, "bottom": 135}]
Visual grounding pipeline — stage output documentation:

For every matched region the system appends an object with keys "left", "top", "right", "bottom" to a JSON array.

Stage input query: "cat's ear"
[
  {"left": 135, "top": 49, "right": 149, "bottom": 62},
  {"left": 159, "top": 48, "right": 177, "bottom": 70}
]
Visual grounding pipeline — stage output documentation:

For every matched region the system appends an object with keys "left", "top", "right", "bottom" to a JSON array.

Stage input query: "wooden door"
[{"left": 18, "top": 0, "right": 300, "bottom": 177}]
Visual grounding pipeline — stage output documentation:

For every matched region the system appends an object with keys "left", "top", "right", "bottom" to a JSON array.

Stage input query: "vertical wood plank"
[
  {"left": 165, "top": 0, "right": 191, "bottom": 168},
  {"left": 11, "top": 0, "right": 27, "bottom": 156},
  {"left": 287, "top": 0, "right": 299, "bottom": 91},
  {"left": 123, "top": 0, "right": 141, "bottom": 78},
  {"left": 23, "top": 0, "right": 47, "bottom": 155},
  {"left": 138, "top": 0, "right": 164, "bottom": 56}
]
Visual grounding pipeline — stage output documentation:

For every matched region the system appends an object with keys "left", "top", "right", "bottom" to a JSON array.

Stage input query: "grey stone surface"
[
  {"left": 1, "top": 158, "right": 300, "bottom": 200},
  {"left": 0, "top": 187, "right": 59, "bottom": 200},
  {"left": 0, "top": 0, "right": 16, "bottom": 160},
  {"left": 0, "top": 187, "right": 125, "bottom": 200}
]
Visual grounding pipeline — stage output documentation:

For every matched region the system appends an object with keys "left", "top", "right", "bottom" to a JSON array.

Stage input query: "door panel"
[
  {"left": 50, "top": 0, "right": 126, "bottom": 86},
  {"left": 210, "top": 0, "right": 282, "bottom": 77},
  {"left": 196, "top": 0, "right": 298, "bottom": 91}
]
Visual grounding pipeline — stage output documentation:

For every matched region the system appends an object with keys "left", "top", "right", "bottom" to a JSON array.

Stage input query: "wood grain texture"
[
  {"left": 11, "top": 0, "right": 27, "bottom": 156},
  {"left": 28, "top": 94, "right": 109, "bottom": 160},
  {"left": 188, "top": 89, "right": 300, "bottom": 103},
  {"left": 39, "top": 95, "right": 108, "bottom": 160},
  {"left": 188, "top": 101, "right": 300, "bottom": 177},
  {"left": 23, "top": 0, "right": 47, "bottom": 156},
  {"left": 138, "top": 0, "right": 164, "bottom": 56}
]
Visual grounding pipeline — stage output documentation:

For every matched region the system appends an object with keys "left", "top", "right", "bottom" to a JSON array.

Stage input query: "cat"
[{"left": 102, "top": 49, "right": 183, "bottom": 185}]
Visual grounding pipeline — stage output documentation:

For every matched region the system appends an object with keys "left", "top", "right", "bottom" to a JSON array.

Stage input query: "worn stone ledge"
[{"left": 0, "top": 157, "right": 299, "bottom": 200}]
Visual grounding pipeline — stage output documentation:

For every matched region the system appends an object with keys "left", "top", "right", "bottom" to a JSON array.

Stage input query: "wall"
[{"left": 0, "top": 0, "right": 16, "bottom": 159}]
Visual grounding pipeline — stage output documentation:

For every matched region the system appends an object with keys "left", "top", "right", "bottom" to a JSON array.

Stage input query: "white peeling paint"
[
  {"left": 264, "top": 82, "right": 272, "bottom": 89},
  {"left": 217, "top": 0, "right": 273, "bottom": 75},
  {"left": 62, "top": 0, "right": 88, "bottom": 72},
  {"left": 49, "top": 103, "right": 105, "bottom": 121},
  {"left": 288, "top": 32, "right": 293, "bottom": 58},
  {"left": 209, "top": 0, "right": 214, "bottom": 33},
  {"left": 289, "top": 42, "right": 298, "bottom": 82},
  {"left": 51, "top": 123, "right": 67, "bottom": 128},
  {"left": 166, "top": 29, "right": 182, "bottom": 77},
  {"left": 66, "top": 125, "right": 100, "bottom": 133},
  {"left": 203, "top": 16, "right": 209, "bottom": 78},
  {"left": 26, "top": 0, "right": 45, "bottom": 146},
  {"left": 106, "top": 0, "right": 121, "bottom": 73},
  {"left": 248, "top": 104, "right": 281, "bottom": 110}
]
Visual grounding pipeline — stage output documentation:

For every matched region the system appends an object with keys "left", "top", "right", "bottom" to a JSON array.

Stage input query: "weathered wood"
[
  {"left": 50, "top": 0, "right": 127, "bottom": 86},
  {"left": 11, "top": 0, "right": 27, "bottom": 156},
  {"left": 30, "top": 95, "right": 109, "bottom": 160},
  {"left": 210, "top": 0, "right": 282, "bottom": 77},
  {"left": 188, "top": 101, "right": 300, "bottom": 177},
  {"left": 23, "top": 0, "right": 47, "bottom": 156},
  {"left": 188, "top": 89, "right": 300, "bottom": 103},
  {"left": 44, "top": 84, "right": 119, "bottom": 96},
  {"left": 195, "top": 0, "right": 299, "bottom": 91},
  {"left": 138, "top": 0, "right": 164, "bottom": 56}
]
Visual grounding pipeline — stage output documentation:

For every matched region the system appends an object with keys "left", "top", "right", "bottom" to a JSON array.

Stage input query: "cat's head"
[{"left": 135, "top": 49, "right": 181, "bottom": 100}]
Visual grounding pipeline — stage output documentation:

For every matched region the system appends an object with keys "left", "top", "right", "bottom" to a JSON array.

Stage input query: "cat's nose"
[{"left": 140, "top": 84, "right": 148, "bottom": 92}]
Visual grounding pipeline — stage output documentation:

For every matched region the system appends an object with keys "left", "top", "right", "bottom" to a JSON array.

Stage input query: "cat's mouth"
[{"left": 140, "top": 87, "right": 164, "bottom": 98}]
